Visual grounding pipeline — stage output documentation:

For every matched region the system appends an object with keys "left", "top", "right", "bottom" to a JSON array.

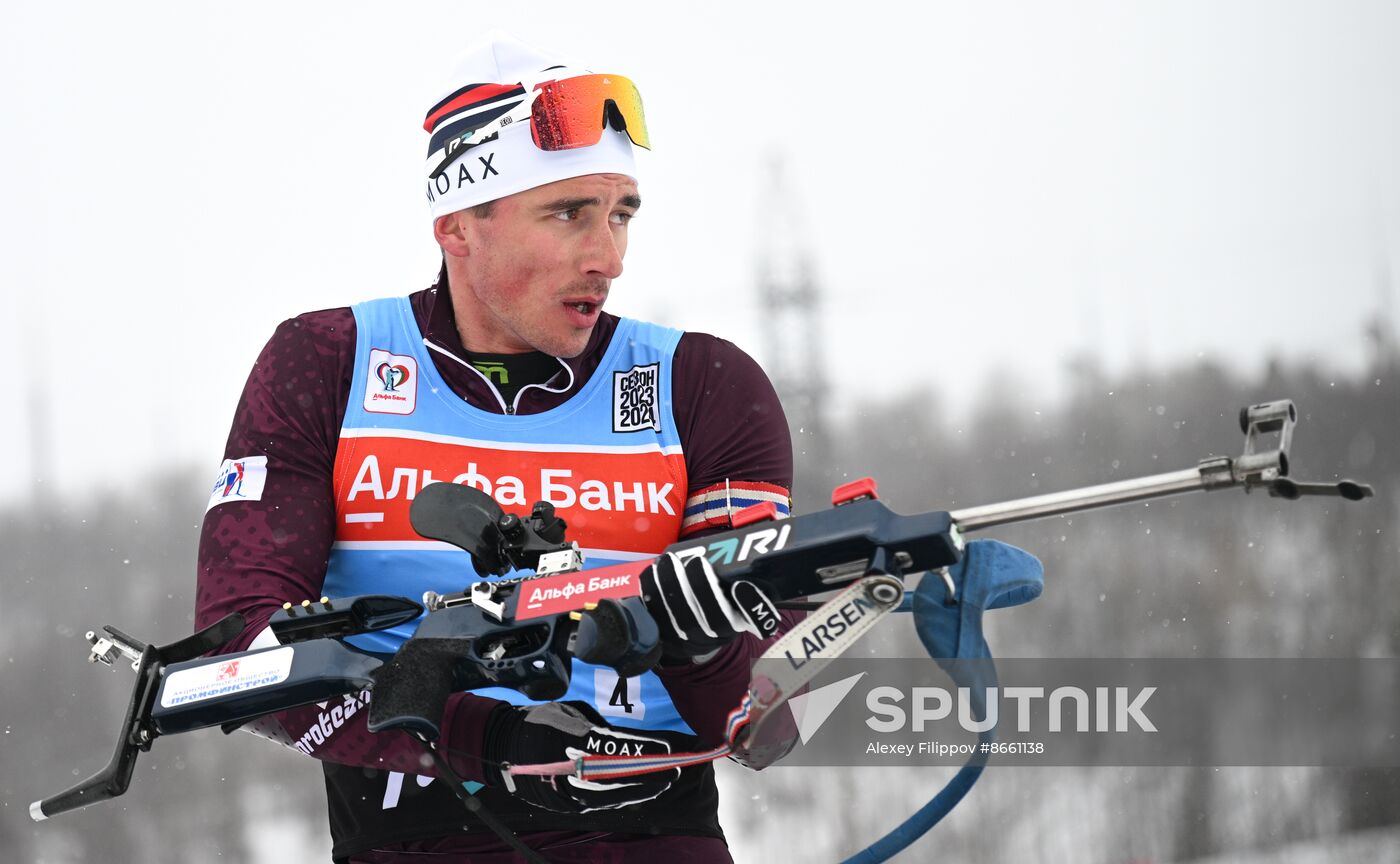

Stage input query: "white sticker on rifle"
[{"left": 160, "top": 646, "right": 294, "bottom": 709}]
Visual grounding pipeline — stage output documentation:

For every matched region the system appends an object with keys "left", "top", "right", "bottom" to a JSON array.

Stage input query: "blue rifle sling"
[{"left": 843, "top": 539, "right": 1044, "bottom": 864}]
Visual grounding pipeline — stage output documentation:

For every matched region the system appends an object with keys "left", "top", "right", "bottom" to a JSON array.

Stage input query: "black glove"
[
  {"left": 640, "top": 551, "right": 781, "bottom": 663},
  {"left": 481, "top": 701, "right": 678, "bottom": 813}
]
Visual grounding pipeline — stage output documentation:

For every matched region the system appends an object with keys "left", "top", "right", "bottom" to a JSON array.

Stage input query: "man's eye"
[
  {"left": 611, "top": 211, "right": 635, "bottom": 225},
  {"left": 553, "top": 208, "right": 581, "bottom": 222}
]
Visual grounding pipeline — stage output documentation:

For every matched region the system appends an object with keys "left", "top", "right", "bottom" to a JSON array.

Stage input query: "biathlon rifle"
[{"left": 31, "top": 400, "right": 1373, "bottom": 858}]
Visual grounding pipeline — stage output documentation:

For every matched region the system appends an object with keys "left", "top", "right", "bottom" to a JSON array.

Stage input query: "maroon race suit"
[{"left": 195, "top": 272, "right": 796, "bottom": 862}]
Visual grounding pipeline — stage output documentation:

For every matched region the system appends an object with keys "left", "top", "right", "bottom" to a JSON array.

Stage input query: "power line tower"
[
  {"left": 754, "top": 154, "right": 835, "bottom": 509},
  {"left": 26, "top": 326, "right": 54, "bottom": 512}
]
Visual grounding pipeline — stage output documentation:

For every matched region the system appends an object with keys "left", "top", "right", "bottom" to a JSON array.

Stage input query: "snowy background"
[{"left": 2, "top": 2, "right": 1397, "bottom": 862}]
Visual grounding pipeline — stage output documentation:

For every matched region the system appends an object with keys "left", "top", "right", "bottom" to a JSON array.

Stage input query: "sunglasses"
[{"left": 425, "top": 74, "right": 649, "bottom": 180}]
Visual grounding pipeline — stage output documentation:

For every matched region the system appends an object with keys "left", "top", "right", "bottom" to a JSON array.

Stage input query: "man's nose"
[{"left": 582, "top": 221, "right": 625, "bottom": 279}]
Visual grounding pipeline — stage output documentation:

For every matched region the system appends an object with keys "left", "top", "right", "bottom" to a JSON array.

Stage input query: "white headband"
[{"left": 423, "top": 31, "right": 638, "bottom": 222}]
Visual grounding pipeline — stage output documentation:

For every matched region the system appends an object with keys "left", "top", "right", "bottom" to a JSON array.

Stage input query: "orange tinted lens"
[{"left": 531, "top": 74, "right": 649, "bottom": 151}]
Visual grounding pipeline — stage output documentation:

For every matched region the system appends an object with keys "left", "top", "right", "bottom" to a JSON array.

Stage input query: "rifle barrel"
[{"left": 949, "top": 466, "right": 1219, "bottom": 532}]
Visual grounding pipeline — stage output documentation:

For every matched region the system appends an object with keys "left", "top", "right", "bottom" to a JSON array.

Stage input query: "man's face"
[{"left": 447, "top": 173, "right": 640, "bottom": 358}]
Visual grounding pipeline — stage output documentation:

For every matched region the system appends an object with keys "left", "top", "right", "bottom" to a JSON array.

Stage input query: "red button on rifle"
[
  {"left": 731, "top": 501, "right": 781, "bottom": 528},
  {"left": 831, "top": 477, "right": 878, "bottom": 506}
]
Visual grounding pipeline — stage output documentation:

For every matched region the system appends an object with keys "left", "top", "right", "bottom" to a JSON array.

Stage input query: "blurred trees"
[
  {"left": 739, "top": 343, "right": 1398, "bottom": 862},
  {"left": 0, "top": 475, "right": 329, "bottom": 862}
]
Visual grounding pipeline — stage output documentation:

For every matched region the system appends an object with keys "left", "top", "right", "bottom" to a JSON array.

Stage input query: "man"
[{"left": 195, "top": 32, "right": 795, "bottom": 863}]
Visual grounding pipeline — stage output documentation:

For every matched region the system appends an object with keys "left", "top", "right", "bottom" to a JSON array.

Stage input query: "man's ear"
[{"left": 434, "top": 211, "right": 472, "bottom": 257}]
